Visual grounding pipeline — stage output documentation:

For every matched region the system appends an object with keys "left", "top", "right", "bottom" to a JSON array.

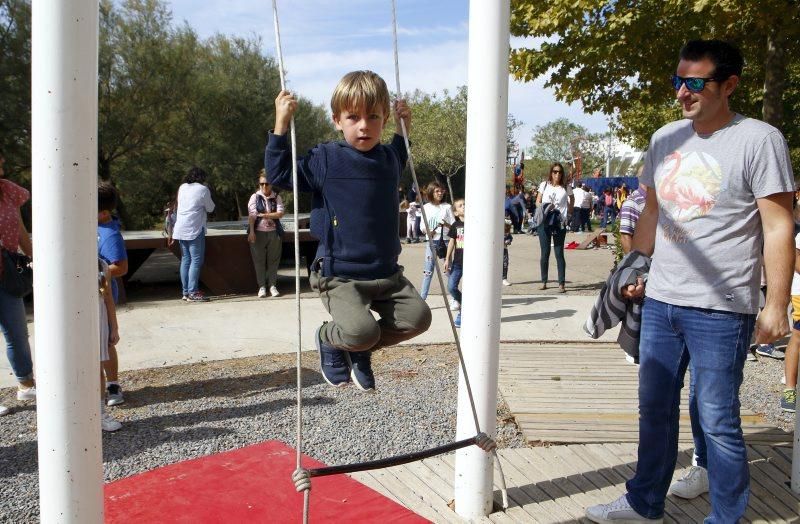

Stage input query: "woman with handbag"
[
  {"left": 170, "top": 167, "right": 215, "bottom": 302},
  {"left": 418, "top": 181, "right": 454, "bottom": 303},
  {"left": 0, "top": 153, "right": 35, "bottom": 416},
  {"left": 247, "top": 170, "right": 284, "bottom": 298},
  {"left": 535, "top": 162, "right": 574, "bottom": 293}
]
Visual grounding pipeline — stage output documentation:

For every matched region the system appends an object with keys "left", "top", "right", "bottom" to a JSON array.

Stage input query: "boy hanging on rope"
[{"left": 266, "top": 70, "right": 433, "bottom": 392}]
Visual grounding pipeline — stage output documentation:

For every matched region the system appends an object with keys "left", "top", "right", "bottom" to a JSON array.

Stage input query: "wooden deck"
[
  {"left": 498, "top": 344, "right": 792, "bottom": 445},
  {"left": 353, "top": 443, "right": 800, "bottom": 523},
  {"left": 348, "top": 342, "right": 798, "bottom": 522}
]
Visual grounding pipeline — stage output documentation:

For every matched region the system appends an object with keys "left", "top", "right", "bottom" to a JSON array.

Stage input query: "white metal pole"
[
  {"left": 793, "top": 352, "right": 800, "bottom": 493},
  {"left": 454, "top": 0, "right": 510, "bottom": 518},
  {"left": 32, "top": 1, "right": 103, "bottom": 522}
]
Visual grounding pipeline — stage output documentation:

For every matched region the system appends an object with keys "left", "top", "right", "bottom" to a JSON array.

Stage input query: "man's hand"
[
  {"left": 754, "top": 305, "right": 790, "bottom": 345},
  {"left": 444, "top": 260, "right": 451, "bottom": 273},
  {"left": 248, "top": 231, "right": 256, "bottom": 244},
  {"left": 274, "top": 90, "right": 298, "bottom": 135},
  {"left": 394, "top": 99, "right": 411, "bottom": 136},
  {"left": 621, "top": 276, "right": 645, "bottom": 300}
]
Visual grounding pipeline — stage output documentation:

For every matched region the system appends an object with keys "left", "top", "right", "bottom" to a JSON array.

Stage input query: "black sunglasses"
[
  {"left": 671, "top": 75, "right": 719, "bottom": 93},
  {"left": 259, "top": 182, "right": 269, "bottom": 186},
  {"left": 551, "top": 169, "right": 563, "bottom": 174}
]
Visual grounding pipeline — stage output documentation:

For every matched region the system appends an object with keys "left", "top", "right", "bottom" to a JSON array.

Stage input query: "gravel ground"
[
  {"left": 743, "top": 344, "right": 797, "bottom": 433},
  {"left": 1, "top": 342, "right": 795, "bottom": 523},
  {"left": 0, "top": 344, "right": 525, "bottom": 523}
]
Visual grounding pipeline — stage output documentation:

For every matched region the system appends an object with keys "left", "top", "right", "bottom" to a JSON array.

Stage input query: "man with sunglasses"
[{"left": 587, "top": 40, "right": 795, "bottom": 523}]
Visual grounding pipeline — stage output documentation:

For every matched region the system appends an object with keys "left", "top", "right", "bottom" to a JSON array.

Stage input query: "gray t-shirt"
[{"left": 640, "top": 114, "right": 794, "bottom": 314}]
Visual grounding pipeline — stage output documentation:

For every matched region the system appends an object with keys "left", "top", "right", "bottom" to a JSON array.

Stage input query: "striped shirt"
[{"left": 618, "top": 188, "right": 646, "bottom": 236}]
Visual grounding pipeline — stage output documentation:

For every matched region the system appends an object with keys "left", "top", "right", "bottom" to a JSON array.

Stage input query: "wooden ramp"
[
  {"left": 353, "top": 444, "right": 800, "bottom": 523},
  {"left": 498, "top": 344, "right": 792, "bottom": 445}
]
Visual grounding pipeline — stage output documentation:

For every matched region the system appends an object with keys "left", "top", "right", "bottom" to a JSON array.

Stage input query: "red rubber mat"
[{"left": 104, "top": 440, "right": 429, "bottom": 523}]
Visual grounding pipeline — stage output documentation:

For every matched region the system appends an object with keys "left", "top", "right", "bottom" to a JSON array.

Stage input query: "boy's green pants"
[{"left": 310, "top": 267, "right": 432, "bottom": 351}]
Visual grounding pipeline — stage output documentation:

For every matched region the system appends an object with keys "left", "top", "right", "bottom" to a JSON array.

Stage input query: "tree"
[
  {"left": 509, "top": 0, "right": 800, "bottom": 166},
  {"left": 0, "top": 0, "right": 30, "bottom": 178},
  {"left": 95, "top": 0, "right": 333, "bottom": 227},
  {"left": 406, "top": 87, "right": 468, "bottom": 181},
  {"left": 527, "top": 118, "right": 606, "bottom": 180}
]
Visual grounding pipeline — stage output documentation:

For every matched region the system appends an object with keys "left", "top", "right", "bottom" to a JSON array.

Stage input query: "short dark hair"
[
  {"left": 679, "top": 40, "right": 743, "bottom": 80},
  {"left": 98, "top": 182, "right": 118, "bottom": 212},
  {"left": 184, "top": 166, "right": 208, "bottom": 184}
]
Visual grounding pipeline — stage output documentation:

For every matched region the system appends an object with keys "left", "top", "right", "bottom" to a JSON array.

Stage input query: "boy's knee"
[
  {"left": 402, "top": 302, "right": 432, "bottom": 336},
  {"left": 337, "top": 321, "right": 381, "bottom": 351}
]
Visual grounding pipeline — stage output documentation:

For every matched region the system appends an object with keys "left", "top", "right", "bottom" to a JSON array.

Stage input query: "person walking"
[
  {"left": 536, "top": 162, "right": 573, "bottom": 292},
  {"left": 247, "top": 171, "right": 284, "bottom": 298},
  {"left": 170, "top": 167, "right": 215, "bottom": 302},
  {"left": 0, "top": 153, "right": 35, "bottom": 415},
  {"left": 580, "top": 184, "right": 593, "bottom": 232},
  {"left": 419, "top": 181, "right": 454, "bottom": 301},
  {"left": 586, "top": 40, "right": 795, "bottom": 524}
]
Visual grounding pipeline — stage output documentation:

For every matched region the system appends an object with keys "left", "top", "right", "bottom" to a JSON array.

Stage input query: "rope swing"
[{"left": 270, "top": 1, "right": 508, "bottom": 521}]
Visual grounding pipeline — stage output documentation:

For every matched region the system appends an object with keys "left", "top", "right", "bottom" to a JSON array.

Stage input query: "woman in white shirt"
[
  {"left": 170, "top": 167, "right": 215, "bottom": 301},
  {"left": 535, "top": 163, "right": 573, "bottom": 293},
  {"left": 419, "top": 182, "right": 454, "bottom": 301}
]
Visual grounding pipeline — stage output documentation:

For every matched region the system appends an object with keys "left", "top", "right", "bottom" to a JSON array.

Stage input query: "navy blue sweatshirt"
[{"left": 265, "top": 133, "right": 408, "bottom": 280}]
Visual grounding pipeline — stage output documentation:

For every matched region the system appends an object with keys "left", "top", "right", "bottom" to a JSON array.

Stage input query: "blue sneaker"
[
  {"left": 346, "top": 351, "right": 375, "bottom": 391},
  {"left": 315, "top": 325, "right": 350, "bottom": 387},
  {"left": 454, "top": 313, "right": 461, "bottom": 328},
  {"left": 755, "top": 344, "right": 784, "bottom": 360}
]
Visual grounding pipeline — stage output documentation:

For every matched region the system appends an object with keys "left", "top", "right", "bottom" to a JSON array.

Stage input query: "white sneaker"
[
  {"left": 449, "top": 299, "right": 460, "bottom": 311},
  {"left": 101, "top": 411, "right": 122, "bottom": 432},
  {"left": 586, "top": 494, "right": 663, "bottom": 523},
  {"left": 17, "top": 386, "right": 36, "bottom": 401},
  {"left": 258, "top": 286, "right": 267, "bottom": 298},
  {"left": 0, "top": 405, "right": 9, "bottom": 417},
  {"left": 668, "top": 465, "right": 709, "bottom": 499},
  {"left": 502, "top": 279, "right": 512, "bottom": 286},
  {"left": 270, "top": 286, "right": 280, "bottom": 297}
]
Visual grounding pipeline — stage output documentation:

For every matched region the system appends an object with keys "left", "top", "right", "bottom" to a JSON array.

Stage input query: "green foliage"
[
  {"left": 510, "top": 0, "right": 800, "bottom": 171},
  {"left": 389, "top": 86, "right": 522, "bottom": 200},
  {"left": 1, "top": 0, "right": 334, "bottom": 229},
  {"left": 0, "top": 0, "right": 30, "bottom": 179},
  {"left": 526, "top": 118, "right": 607, "bottom": 181}
]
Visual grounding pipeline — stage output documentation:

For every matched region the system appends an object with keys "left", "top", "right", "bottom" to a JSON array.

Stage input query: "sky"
[{"left": 167, "top": 0, "right": 611, "bottom": 154}]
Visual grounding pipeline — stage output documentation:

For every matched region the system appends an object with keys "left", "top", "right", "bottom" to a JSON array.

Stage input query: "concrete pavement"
[
  {"left": 0, "top": 293, "right": 619, "bottom": 387},
  {"left": 1, "top": 232, "right": 620, "bottom": 387}
]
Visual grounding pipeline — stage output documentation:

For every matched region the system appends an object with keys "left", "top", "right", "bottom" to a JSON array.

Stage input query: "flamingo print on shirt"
[{"left": 655, "top": 150, "right": 722, "bottom": 225}]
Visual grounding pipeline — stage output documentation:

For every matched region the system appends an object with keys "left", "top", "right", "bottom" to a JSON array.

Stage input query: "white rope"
[
  {"left": 390, "top": 0, "right": 481, "bottom": 442},
  {"left": 390, "top": 0, "right": 509, "bottom": 509},
  {"left": 270, "top": 2, "right": 309, "bottom": 523}
]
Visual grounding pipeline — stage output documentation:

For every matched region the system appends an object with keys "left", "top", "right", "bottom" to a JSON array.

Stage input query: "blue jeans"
[
  {"left": 179, "top": 234, "right": 206, "bottom": 296},
  {"left": 0, "top": 287, "right": 33, "bottom": 382},
  {"left": 419, "top": 242, "right": 435, "bottom": 299},
  {"left": 447, "top": 263, "right": 462, "bottom": 304},
  {"left": 537, "top": 223, "right": 566, "bottom": 284},
  {"left": 601, "top": 205, "right": 616, "bottom": 227},
  {"left": 626, "top": 298, "right": 755, "bottom": 523}
]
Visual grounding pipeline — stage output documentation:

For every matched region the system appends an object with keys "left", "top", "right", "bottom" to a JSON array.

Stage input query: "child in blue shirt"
[
  {"left": 97, "top": 183, "right": 128, "bottom": 406},
  {"left": 266, "top": 70, "right": 432, "bottom": 391}
]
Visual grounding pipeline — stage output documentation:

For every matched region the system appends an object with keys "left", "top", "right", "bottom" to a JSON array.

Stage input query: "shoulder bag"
[
  {"left": 0, "top": 249, "right": 33, "bottom": 298},
  {"left": 434, "top": 224, "right": 447, "bottom": 259}
]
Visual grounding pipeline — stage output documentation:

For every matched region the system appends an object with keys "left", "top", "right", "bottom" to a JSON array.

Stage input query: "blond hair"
[{"left": 330, "top": 71, "right": 390, "bottom": 118}]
